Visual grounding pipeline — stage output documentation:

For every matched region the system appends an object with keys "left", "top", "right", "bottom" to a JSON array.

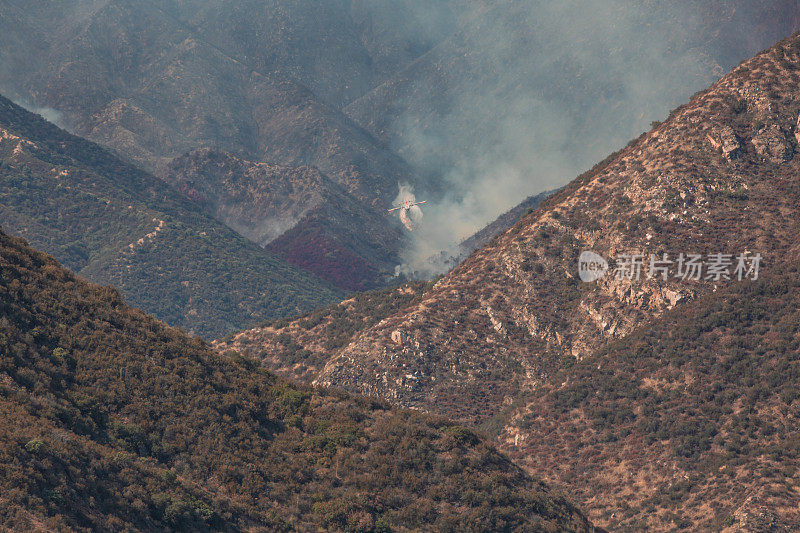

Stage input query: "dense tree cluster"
[{"left": 0, "top": 229, "right": 592, "bottom": 531}]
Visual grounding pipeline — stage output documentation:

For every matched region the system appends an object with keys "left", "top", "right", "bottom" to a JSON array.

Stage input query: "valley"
[{"left": 3, "top": 3, "right": 800, "bottom": 531}]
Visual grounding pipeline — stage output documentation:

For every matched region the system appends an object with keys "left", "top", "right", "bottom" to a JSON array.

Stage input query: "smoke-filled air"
[
  {"left": 0, "top": 0, "right": 795, "bottom": 283},
  {"left": 379, "top": 0, "right": 798, "bottom": 278}
]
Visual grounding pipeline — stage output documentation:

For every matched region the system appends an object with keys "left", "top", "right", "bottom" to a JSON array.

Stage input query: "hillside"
[
  {"left": 455, "top": 190, "right": 555, "bottom": 261},
  {"left": 160, "top": 0, "right": 470, "bottom": 109},
  {"left": 165, "top": 149, "right": 403, "bottom": 291},
  {"left": 217, "top": 190, "right": 552, "bottom": 381},
  {"left": 216, "top": 281, "right": 434, "bottom": 383},
  {"left": 309, "top": 32, "right": 800, "bottom": 423},
  {"left": 0, "top": 0, "right": 422, "bottom": 201},
  {"left": 219, "top": 32, "right": 800, "bottom": 530},
  {"left": 0, "top": 95, "right": 340, "bottom": 338},
  {"left": 0, "top": 227, "right": 595, "bottom": 532},
  {"left": 502, "top": 257, "right": 800, "bottom": 530}
]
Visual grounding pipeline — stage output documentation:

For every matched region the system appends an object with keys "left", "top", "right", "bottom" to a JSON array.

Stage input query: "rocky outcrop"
[
  {"left": 390, "top": 329, "right": 410, "bottom": 345},
  {"left": 751, "top": 123, "right": 795, "bottom": 162},
  {"left": 707, "top": 124, "right": 743, "bottom": 160},
  {"left": 795, "top": 114, "right": 800, "bottom": 145}
]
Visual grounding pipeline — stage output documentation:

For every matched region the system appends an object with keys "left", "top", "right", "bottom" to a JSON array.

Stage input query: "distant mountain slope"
[
  {"left": 346, "top": 0, "right": 800, "bottom": 183},
  {"left": 0, "top": 227, "right": 596, "bottom": 532},
  {"left": 161, "top": 0, "right": 469, "bottom": 108},
  {"left": 0, "top": 0, "right": 421, "bottom": 203},
  {"left": 165, "top": 149, "right": 403, "bottom": 291},
  {"left": 0, "top": 95, "right": 340, "bottom": 338}
]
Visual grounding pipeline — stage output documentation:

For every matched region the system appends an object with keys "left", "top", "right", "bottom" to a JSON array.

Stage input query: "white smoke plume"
[
  {"left": 12, "top": 99, "right": 68, "bottom": 130},
  {"left": 28, "top": 106, "right": 66, "bottom": 129}
]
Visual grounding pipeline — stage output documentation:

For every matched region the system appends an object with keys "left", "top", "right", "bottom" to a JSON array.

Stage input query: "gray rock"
[
  {"left": 707, "top": 125, "right": 743, "bottom": 161},
  {"left": 752, "top": 124, "right": 794, "bottom": 163}
]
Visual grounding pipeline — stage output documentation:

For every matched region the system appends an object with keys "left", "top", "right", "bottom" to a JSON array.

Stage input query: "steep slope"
[
  {"left": 449, "top": 189, "right": 556, "bottom": 266},
  {"left": 340, "top": 0, "right": 800, "bottom": 279},
  {"left": 503, "top": 259, "right": 800, "bottom": 530},
  {"left": 0, "top": 227, "right": 595, "bottom": 532},
  {"left": 165, "top": 149, "right": 403, "bottom": 291},
  {"left": 216, "top": 281, "right": 434, "bottom": 383},
  {"left": 312, "top": 33, "right": 800, "bottom": 425},
  {"left": 218, "top": 191, "right": 554, "bottom": 377},
  {"left": 0, "top": 95, "right": 340, "bottom": 338}
]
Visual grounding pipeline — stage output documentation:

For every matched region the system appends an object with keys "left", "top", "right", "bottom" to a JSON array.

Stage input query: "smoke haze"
[
  {"left": 12, "top": 99, "right": 67, "bottom": 130},
  {"left": 1, "top": 0, "right": 798, "bottom": 281},
  {"left": 355, "top": 0, "right": 800, "bottom": 277}
]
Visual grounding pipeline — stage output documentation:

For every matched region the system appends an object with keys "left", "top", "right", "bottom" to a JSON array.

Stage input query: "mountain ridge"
[
  {"left": 0, "top": 224, "right": 596, "bottom": 531},
  {"left": 0, "top": 94, "right": 342, "bottom": 338},
  {"left": 218, "top": 30, "right": 800, "bottom": 529},
  {"left": 164, "top": 148, "right": 404, "bottom": 292}
]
